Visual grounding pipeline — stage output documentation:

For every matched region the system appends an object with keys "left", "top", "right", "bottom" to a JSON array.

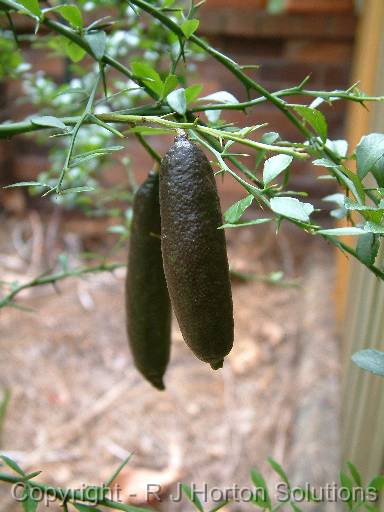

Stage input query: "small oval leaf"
[
  {"left": 352, "top": 349, "right": 384, "bottom": 377},
  {"left": 167, "top": 88, "right": 187, "bottom": 115},
  {"left": 270, "top": 197, "right": 314, "bottom": 223}
]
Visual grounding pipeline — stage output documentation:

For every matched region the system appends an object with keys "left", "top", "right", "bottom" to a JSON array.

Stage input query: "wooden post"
[{"left": 340, "top": 0, "right": 384, "bottom": 480}]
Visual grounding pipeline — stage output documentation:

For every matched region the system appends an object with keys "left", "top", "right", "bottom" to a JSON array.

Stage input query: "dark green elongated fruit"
[
  {"left": 160, "top": 133, "right": 234, "bottom": 369},
  {"left": 126, "top": 171, "right": 171, "bottom": 390}
]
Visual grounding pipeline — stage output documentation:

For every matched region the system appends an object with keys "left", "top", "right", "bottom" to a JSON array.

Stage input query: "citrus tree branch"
[
  {"left": 0, "top": 262, "right": 125, "bottom": 309},
  {"left": 128, "top": 0, "right": 359, "bottom": 168},
  {"left": 0, "top": 113, "right": 308, "bottom": 158}
]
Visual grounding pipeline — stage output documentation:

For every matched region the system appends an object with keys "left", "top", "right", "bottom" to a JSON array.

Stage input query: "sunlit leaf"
[
  {"left": 356, "top": 133, "right": 384, "bottom": 180},
  {"left": 199, "top": 90, "right": 239, "bottom": 104},
  {"left": 317, "top": 227, "right": 365, "bottom": 236},
  {"left": 270, "top": 197, "right": 314, "bottom": 223},
  {"left": 131, "top": 61, "right": 163, "bottom": 95},
  {"left": 263, "top": 154, "right": 293, "bottom": 185},
  {"left": 31, "top": 116, "right": 67, "bottom": 130},
  {"left": 224, "top": 195, "right": 254, "bottom": 223},
  {"left": 181, "top": 19, "right": 199, "bottom": 38},
  {"left": 56, "top": 5, "right": 83, "bottom": 28},
  {"left": 85, "top": 31, "right": 106, "bottom": 60},
  {"left": 161, "top": 74, "right": 178, "bottom": 98},
  {"left": 185, "top": 84, "right": 203, "bottom": 104},
  {"left": 17, "top": 0, "right": 41, "bottom": 17},
  {"left": 292, "top": 105, "right": 327, "bottom": 142},
  {"left": 167, "top": 88, "right": 187, "bottom": 115}
]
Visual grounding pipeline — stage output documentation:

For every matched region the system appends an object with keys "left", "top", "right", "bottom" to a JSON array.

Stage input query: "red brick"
[
  {"left": 284, "top": 41, "right": 353, "bottom": 65},
  {"left": 286, "top": 0, "right": 353, "bottom": 13},
  {"left": 200, "top": 9, "right": 356, "bottom": 40}
]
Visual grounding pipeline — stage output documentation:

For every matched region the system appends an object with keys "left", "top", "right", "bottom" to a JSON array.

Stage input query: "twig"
[{"left": 0, "top": 262, "right": 125, "bottom": 309}]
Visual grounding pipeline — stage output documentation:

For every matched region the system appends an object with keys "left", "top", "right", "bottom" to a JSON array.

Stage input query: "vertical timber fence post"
[{"left": 340, "top": 0, "right": 384, "bottom": 480}]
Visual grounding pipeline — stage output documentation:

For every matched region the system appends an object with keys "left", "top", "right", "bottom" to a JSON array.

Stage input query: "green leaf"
[
  {"left": 356, "top": 233, "right": 379, "bottom": 266},
  {"left": 352, "top": 349, "right": 384, "bottom": 377},
  {"left": 62, "top": 186, "right": 95, "bottom": 194},
  {"left": 312, "top": 158, "right": 339, "bottom": 168},
  {"left": 347, "top": 462, "right": 362, "bottom": 487},
  {"left": 22, "top": 491, "right": 38, "bottom": 512},
  {"left": 24, "top": 470, "right": 42, "bottom": 481},
  {"left": 255, "top": 132, "right": 280, "bottom": 169},
  {"left": 199, "top": 90, "right": 239, "bottom": 104},
  {"left": 224, "top": 195, "right": 254, "bottom": 223},
  {"left": 292, "top": 105, "right": 328, "bottom": 142},
  {"left": 167, "top": 88, "right": 187, "bottom": 115},
  {"left": 70, "top": 146, "right": 124, "bottom": 166},
  {"left": 84, "top": 31, "right": 106, "bottom": 60},
  {"left": 181, "top": 483, "right": 204, "bottom": 512},
  {"left": 326, "top": 139, "right": 348, "bottom": 158},
  {"left": 339, "top": 471, "right": 354, "bottom": 510},
  {"left": 250, "top": 469, "right": 271, "bottom": 509},
  {"left": 261, "top": 132, "right": 279, "bottom": 144},
  {"left": 131, "top": 62, "right": 163, "bottom": 95},
  {"left": 317, "top": 227, "right": 365, "bottom": 236},
  {"left": 344, "top": 198, "right": 384, "bottom": 213},
  {"left": 268, "top": 458, "right": 290, "bottom": 488},
  {"left": 368, "top": 475, "right": 384, "bottom": 493},
  {"left": 56, "top": 5, "right": 83, "bottom": 29},
  {"left": 356, "top": 133, "right": 384, "bottom": 180},
  {"left": 370, "top": 154, "right": 384, "bottom": 188},
  {"left": 206, "top": 109, "right": 221, "bottom": 124},
  {"left": 185, "top": 84, "right": 203, "bottom": 104},
  {"left": 219, "top": 218, "right": 271, "bottom": 229},
  {"left": 181, "top": 18, "right": 199, "bottom": 38},
  {"left": 161, "top": 74, "right": 178, "bottom": 98},
  {"left": 65, "top": 40, "right": 86, "bottom": 62},
  {"left": 31, "top": 116, "right": 67, "bottom": 130},
  {"left": 73, "top": 504, "right": 102, "bottom": 512},
  {"left": 270, "top": 197, "right": 314, "bottom": 223},
  {"left": 0, "top": 455, "right": 26, "bottom": 476},
  {"left": 17, "top": 0, "right": 41, "bottom": 17},
  {"left": 105, "top": 454, "right": 133, "bottom": 487},
  {"left": 364, "top": 221, "right": 384, "bottom": 234},
  {"left": 3, "top": 181, "right": 48, "bottom": 189},
  {"left": 323, "top": 193, "right": 345, "bottom": 207},
  {"left": 313, "top": 160, "right": 364, "bottom": 203},
  {"left": 263, "top": 154, "right": 293, "bottom": 185}
]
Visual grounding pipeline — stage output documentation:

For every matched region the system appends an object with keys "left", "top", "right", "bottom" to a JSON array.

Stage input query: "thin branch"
[
  {"left": 328, "top": 237, "right": 384, "bottom": 281},
  {"left": 0, "top": 113, "right": 308, "bottom": 158},
  {"left": 0, "top": 262, "right": 125, "bottom": 309},
  {"left": 128, "top": 0, "right": 355, "bottom": 168},
  {"left": 55, "top": 74, "right": 101, "bottom": 193}
]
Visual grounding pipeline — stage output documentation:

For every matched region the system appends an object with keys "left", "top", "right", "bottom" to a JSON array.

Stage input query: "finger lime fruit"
[
  {"left": 160, "top": 133, "right": 234, "bottom": 369},
  {"left": 126, "top": 171, "right": 171, "bottom": 390}
]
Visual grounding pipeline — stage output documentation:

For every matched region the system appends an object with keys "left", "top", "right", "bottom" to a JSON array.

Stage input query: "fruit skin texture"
[
  {"left": 160, "top": 133, "right": 234, "bottom": 369},
  {"left": 126, "top": 171, "right": 171, "bottom": 390}
]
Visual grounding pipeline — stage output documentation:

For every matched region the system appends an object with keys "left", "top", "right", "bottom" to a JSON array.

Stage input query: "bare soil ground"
[{"left": 0, "top": 213, "right": 340, "bottom": 511}]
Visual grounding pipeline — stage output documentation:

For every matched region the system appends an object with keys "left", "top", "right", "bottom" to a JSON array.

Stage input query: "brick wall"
[{"left": 0, "top": 3, "right": 357, "bottom": 212}]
